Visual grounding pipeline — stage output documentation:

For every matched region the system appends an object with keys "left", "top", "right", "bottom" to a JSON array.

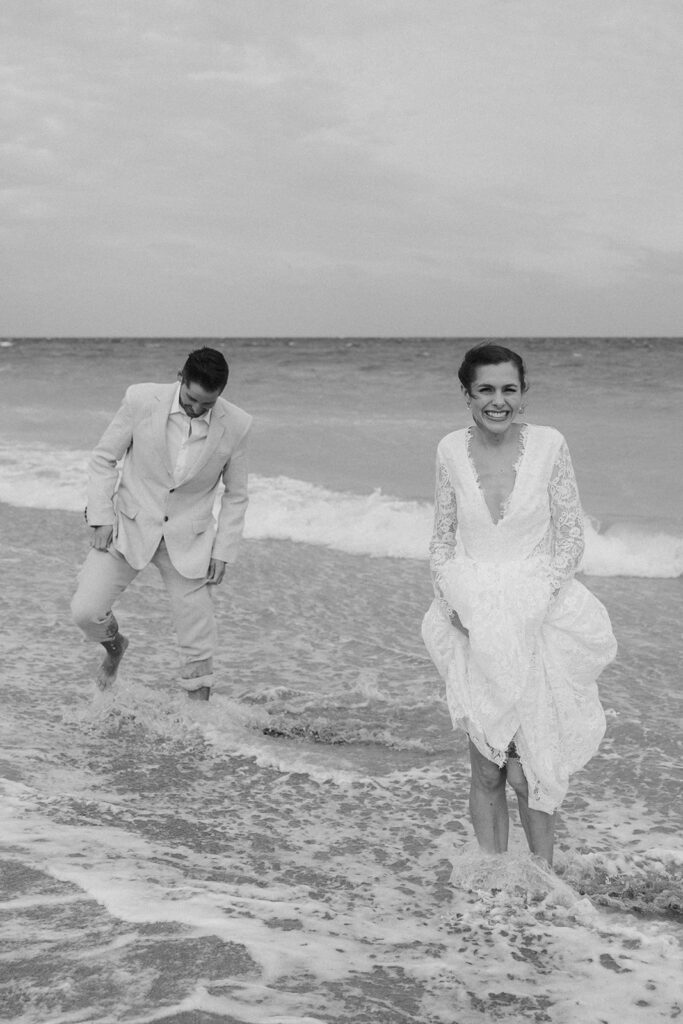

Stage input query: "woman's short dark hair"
[
  {"left": 458, "top": 343, "right": 527, "bottom": 393},
  {"left": 182, "top": 347, "right": 229, "bottom": 392}
]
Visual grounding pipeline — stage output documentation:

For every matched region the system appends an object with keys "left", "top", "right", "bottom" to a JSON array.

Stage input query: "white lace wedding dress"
[{"left": 422, "top": 423, "right": 617, "bottom": 813}]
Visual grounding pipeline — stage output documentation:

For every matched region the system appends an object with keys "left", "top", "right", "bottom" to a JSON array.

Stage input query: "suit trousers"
[{"left": 71, "top": 540, "right": 216, "bottom": 690}]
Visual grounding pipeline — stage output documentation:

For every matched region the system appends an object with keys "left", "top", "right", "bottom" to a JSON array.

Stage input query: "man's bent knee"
[
  {"left": 70, "top": 592, "right": 93, "bottom": 632},
  {"left": 71, "top": 591, "right": 118, "bottom": 642}
]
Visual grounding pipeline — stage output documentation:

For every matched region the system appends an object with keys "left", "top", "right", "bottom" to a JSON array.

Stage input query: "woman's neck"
[{"left": 470, "top": 421, "right": 520, "bottom": 449}]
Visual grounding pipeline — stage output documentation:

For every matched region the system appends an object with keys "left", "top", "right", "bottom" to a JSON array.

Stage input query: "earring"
[{"left": 519, "top": 403, "right": 526, "bottom": 413}]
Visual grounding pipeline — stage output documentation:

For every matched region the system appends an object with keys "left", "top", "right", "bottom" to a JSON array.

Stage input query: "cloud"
[{"left": 0, "top": 0, "right": 682, "bottom": 334}]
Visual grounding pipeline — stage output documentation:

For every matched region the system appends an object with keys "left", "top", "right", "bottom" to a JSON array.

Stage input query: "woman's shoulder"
[
  {"left": 438, "top": 430, "right": 471, "bottom": 450},
  {"left": 437, "top": 427, "right": 468, "bottom": 453},
  {"left": 524, "top": 423, "right": 566, "bottom": 451}
]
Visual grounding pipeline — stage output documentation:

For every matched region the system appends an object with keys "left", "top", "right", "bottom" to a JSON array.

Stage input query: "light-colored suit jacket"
[{"left": 86, "top": 382, "right": 252, "bottom": 578}]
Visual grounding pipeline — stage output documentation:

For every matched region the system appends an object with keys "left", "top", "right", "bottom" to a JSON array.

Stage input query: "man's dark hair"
[
  {"left": 181, "top": 347, "right": 229, "bottom": 393},
  {"left": 458, "top": 343, "right": 527, "bottom": 393}
]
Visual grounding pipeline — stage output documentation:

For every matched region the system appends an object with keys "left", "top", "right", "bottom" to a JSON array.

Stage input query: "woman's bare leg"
[
  {"left": 505, "top": 758, "right": 555, "bottom": 866},
  {"left": 468, "top": 740, "right": 509, "bottom": 854}
]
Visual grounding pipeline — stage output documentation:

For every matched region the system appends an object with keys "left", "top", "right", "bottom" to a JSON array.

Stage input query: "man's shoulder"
[
  {"left": 124, "top": 382, "right": 175, "bottom": 405},
  {"left": 214, "top": 397, "right": 253, "bottom": 433}
]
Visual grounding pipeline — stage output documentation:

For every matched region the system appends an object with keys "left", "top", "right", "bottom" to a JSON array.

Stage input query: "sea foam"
[{"left": 1, "top": 443, "right": 681, "bottom": 577}]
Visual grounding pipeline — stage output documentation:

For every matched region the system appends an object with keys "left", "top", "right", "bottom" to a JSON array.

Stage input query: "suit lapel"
[
  {"left": 151, "top": 387, "right": 175, "bottom": 479},
  {"left": 181, "top": 405, "right": 227, "bottom": 483}
]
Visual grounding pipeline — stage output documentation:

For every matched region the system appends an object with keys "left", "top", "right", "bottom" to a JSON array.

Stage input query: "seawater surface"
[{"left": 1, "top": 337, "right": 682, "bottom": 1023}]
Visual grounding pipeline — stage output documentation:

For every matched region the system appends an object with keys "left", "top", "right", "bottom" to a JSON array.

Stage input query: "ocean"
[{"left": 1, "top": 336, "right": 681, "bottom": 1023}]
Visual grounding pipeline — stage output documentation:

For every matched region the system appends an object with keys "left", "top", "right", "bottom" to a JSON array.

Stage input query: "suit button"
[{"left": 163, "top": 515, "right": 169, "bottom": 522}]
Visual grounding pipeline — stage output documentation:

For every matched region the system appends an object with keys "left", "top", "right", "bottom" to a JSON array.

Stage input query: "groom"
[{"left": 71, "top": 346, "right": 252, "bottom": 700}]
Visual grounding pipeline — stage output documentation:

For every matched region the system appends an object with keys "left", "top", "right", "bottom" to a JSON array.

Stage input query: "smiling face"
[
  {"left": 178, "top": 376, "right": 223, "bottom": 418},
  {"left": 464, "top": 361, "right": 525, "bottom": 436}
]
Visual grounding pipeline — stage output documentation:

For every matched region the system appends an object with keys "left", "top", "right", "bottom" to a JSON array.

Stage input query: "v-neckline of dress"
[{"left": 465, "top": 423, "right": 529, "bottom": 527}]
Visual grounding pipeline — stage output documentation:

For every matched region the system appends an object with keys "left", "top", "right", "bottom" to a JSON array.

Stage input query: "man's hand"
[
  {"left": 206, "top": 558, "right": 227, "bottom": 585},
  {"left": 90, "top": 525, "right": 114, "bottom": 550}
]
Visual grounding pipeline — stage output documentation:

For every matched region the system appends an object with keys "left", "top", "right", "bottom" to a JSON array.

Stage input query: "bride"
[{"left": 422, "top": 343, "right": 617, "bottom": 866}]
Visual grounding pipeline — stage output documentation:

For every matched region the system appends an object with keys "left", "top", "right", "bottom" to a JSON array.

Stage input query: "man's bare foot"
[
  {"left": 187, "top": 685, "right": 211, "bottom": 701},
  {"left": 97, "top": 633, "right": 129, "bottom": 689}
]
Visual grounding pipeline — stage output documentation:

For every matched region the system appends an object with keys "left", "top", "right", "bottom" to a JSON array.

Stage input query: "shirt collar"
[{"left": 171, "top": 383, "right": 213, "bottom": 424}]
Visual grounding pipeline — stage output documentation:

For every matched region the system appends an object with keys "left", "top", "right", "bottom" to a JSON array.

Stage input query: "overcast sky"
[{"left": 2, "top": 1, "right": 682, "bottom": 336}]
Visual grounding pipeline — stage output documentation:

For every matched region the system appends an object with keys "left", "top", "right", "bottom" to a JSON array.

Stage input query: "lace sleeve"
[
  {"left": 429, "top": 452, "right": 458, "bottom": 601},
  {"left": 547, "top": 440, "right": 585, "bottom": 590}
]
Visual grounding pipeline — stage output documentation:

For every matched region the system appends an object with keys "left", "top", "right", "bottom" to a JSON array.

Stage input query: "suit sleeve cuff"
[{"left": 86, "top": 507, "right": 115, "bottom": 526}]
